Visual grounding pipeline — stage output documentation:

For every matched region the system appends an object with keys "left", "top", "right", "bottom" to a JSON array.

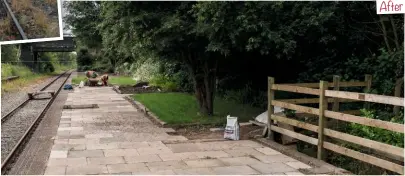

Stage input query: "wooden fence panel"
[
  {"left": 271, "top": 114, "right": 318, "bottom": 132},
  {"left": 325, "top": 90, "right": 404, "bottom": 106},
  {"left": 267, "top": 77, "right": 404, "bottom": 174},
  {"left": 282, "top": 81, "right": 367, "bottom": 88},
  {"left": 324, "top": 110, "right": 404, "bottom": 133},
  {"left": 271, "top": 114, "right": 404, "bottom": 158},
  {"left": 323, "top": 129, "right": 404, "bottom": 158},
  {"left": 323, "top": 142, "right": 404, "bottom": 174},
  {"left": 271, "top": 84, "right": 320, "bottom": 95},
  {"left": 339, "top": 81, "right": 368, "bottom": 87},
  {"left": 277, "top": 98, "right": 358, "bottom": 104},
  {"left": 271, "top": 100, "right": 319, "bottom": 115},
  {"left": 270, "top": 125, "right": 318, "bottom": 145}
]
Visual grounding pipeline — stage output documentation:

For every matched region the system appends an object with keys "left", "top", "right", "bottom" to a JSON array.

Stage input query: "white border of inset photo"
[{"left": 0, "top": 0, "right": 64, "bottom": 45}]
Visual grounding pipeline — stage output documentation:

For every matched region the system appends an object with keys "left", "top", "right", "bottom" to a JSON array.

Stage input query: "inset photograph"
[{"left": 0, "top": 0, "right": 62, "bottom": 44}]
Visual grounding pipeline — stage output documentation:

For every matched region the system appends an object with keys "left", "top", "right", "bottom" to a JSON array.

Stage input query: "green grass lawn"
[
  {"left": 72, "top": 75, "right": 136, "bottom": 85},
  {"left": 132, "top": 93, "right": 263, "bottom": 125},
  {"left": 109, "top": 76, "right": 137, "bottom": 85},
  {"left": 71, "top": 76, "right": 86, "bottom": 85}
]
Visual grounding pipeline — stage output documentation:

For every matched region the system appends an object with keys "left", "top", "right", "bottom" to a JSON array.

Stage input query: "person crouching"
[{"left": 101, "top": 74, "right": 109, "bottom": 86}]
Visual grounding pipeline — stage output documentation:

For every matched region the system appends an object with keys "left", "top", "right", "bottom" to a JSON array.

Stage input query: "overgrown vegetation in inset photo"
[{"left": 0, "top": 0, "right": 60, "bottom": 41}]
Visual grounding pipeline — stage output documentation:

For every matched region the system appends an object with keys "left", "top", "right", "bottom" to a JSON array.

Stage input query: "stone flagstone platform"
[{"left": 44, "top": 87, "right": 311, "bottom": 175}]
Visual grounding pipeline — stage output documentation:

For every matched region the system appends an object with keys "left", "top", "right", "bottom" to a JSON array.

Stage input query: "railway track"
[
  {"left": 0, "top": 0, "right": 28, "bottom": 40},
  {"left": 1, "top": 71, "right": 68, "bottom": 121},
  {"left": 1, "top": 70, "right": 72, "bottom": 174}
]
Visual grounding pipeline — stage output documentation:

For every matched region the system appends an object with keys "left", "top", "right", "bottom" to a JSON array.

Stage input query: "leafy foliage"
[
  {"left": 76, "top": 48, "right": 93, "bottom": 71},
  {"left": 1, "top": 45, "right": 20, "bottom": 64},
  {"left": 348, "top": 109, "right": 404, "bottom": 147}
]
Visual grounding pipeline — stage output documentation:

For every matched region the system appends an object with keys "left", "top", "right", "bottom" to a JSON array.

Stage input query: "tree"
[
  {"left": 1, "top": 45, "right": 20, "bottom": 64},
  {"left": 76, "top": 48, "right": 93, "bottom": 71},
  {"left": 99, "top": 2, "right": 219, "bottom": 115},
  {"left": 64, "top": 1, "right": 102, "bottom": 49},
  {"left": 66, "top": 1, "right": 403, "bottom": 117}
]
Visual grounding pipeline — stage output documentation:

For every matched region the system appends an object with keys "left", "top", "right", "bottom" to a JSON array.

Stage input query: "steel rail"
[
  {"left": 1, "top": 71, "right": 68, "bottom": 122},
  {"left": 1, "top": 0, "right": 27, "bottom": 40},
  {"left": 1, "top": 70, "right": 73, "bottom": 174}
]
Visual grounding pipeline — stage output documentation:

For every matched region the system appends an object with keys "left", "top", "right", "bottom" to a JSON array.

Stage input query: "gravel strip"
[
  {"left": 1, "top": 74, "right": 62, "bottom": 118},
  {"left": 1, "top": 72, "right": 70, "bottom": 163},
  {"left": 1, "top": 100, "right": 49, "bottom": 162}
]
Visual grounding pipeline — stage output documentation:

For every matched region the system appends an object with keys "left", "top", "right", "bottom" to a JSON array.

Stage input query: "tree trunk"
[
  {"left": 379, "top": 15, "right": 392, "bottom": 53},
  {"left": 389, "top": 16, "right": 401, "bottom": 51},
  {"left": 182, "top": 50, "right": 217, "bottom": 116}
]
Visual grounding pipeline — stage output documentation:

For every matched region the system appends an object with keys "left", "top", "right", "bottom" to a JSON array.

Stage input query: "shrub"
[
  {"left": 132, "top": 59, "right": 161, "bottom": 81},
  {"left": 219, "top": 83, "right": 267, "bottom": 109},
  {"left": 77, "top": 48, "right": 93, "bottom": 69},
  {"left": 162, "top": 81, "right": 178, "bottom": 92},
  {"left": 150, "top": 74, "right": 178, "bottom": 91},
  {"left": 348, "top": 109, "right": 404, "bottom": 147},
  {"left": 1, "top": 64, "right": 34, "bottom": 78},
  {"left": 172, "top": 67, "right": 194, "bottom": 92}
]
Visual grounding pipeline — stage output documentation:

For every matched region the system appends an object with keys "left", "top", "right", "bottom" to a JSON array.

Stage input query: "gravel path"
[
  {"left": 1, "top": 72, "right": 70, "bottom": 163},
  {"left": 1, "top": 100, "right": 49, "bottom": 163},
  {"left": 1, "top": 74, "right": 61, "bottom": 118}
]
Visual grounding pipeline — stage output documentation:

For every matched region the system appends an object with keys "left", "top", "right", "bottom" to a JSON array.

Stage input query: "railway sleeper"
[{"left": 27, "top": 91, "right": 55, "bottom": 100}]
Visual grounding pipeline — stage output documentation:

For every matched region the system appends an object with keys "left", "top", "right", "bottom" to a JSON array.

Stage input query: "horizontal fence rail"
[
  {"left": 282, "top": 81, "right": 368, "bottom": 88},
  {"left": 325, "top": 90, "right": 404, "bottom": 106},
  {"left": 265, "top": 75, "right": 404, "bottom": 174}
]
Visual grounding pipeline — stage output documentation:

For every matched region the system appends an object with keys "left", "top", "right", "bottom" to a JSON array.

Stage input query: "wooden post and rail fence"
[{"left": 264, "top": 75, "right": 404, "bottom": 174}]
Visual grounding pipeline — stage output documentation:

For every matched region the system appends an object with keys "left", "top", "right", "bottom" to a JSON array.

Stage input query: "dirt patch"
[
  {"left": 174, "top": 124, "right": 263, "bottom": 140},
  {"left": 118, "top": 85, "right": 164, "bottom": 94},
  {"left": 63, "top": 104, "right": 99, "bottom": 109}
]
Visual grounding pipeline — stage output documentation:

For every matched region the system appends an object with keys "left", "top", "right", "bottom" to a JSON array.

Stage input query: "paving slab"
[
  {"left": 104, "top": 149, "right": 139, "bottom": 157},
  {"left": 66, "top": 164, "right": 109, "bottom": 175},
  {"left": 166, "top": 143, "right": 203, "bottom": 153},
  {"left": 43, "top": 86, "right": 308, "bottom": 175},
  {"left": 47, "top": 157, "right": 87, "bottom": 167},
  {"left": 107, "top": 163, "right": 149, "bottom": 173},
  {"left": 219, "top": 156, "right": 263, "bottom": 166},
  {"left": 68, "top": 150, "right": 104, "bottom": 158},
  {"left": 253, "top": 154, "right": 299, "bottom": 163},
  {"left": 44, "top": 166, "right": 66, "bottom": 175},
  {"left": 146, "top": 160, "right": 189, "bottom": 171},
  {"left": 249, "top": 162, "right": 298, "bottom": 174},
  {"left": 173, "top": 167, "right": 216, "bottom": 175},
  {"left": 211, "top": 165, "right": 260, "bottom": 175},
  {"left": 184, "top": 159, "right": 225, "bottom": 168},
  {"left": 132, "top": 169, "right": 176, "bottom": 175},
  {"left": 87, "top": 156, "right": 125, "bottom": 165},
  {"left": 124, "top": 154, "right": 162, "bottom": 163},
  {"left": 159, "top": 153, "right": 199, "bottom": 161}
]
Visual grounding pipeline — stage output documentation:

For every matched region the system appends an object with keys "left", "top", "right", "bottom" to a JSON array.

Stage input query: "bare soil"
[
  {"left": 118, "top": 85, "right": 164, "bottom": 94},
  {"left": 173, "top": 124, "right": 264, "bottom": 140}
]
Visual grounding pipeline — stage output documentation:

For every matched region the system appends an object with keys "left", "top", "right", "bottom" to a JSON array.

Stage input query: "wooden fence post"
[
  {"left": 330, "top": 76, "right": 341, "bottom": 129},
  {"left": 267, "top": 77, "right": 275, "bottom": 140},
  {"left": 317, "top": 81, "right": 328, "bottom": 160},
  {"left": 393, "top": 77, "right": 404, "bottom": 115},
  {"left": 332, "top": 76, "right": 341, "bottom": 112},
  {"left": 364, "top": 74, "right": 372, "bottom": 109}
]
